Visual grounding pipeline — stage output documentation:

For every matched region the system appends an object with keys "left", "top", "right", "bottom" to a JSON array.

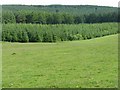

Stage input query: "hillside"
[{"left": 2, "top": 5, "right": 118, "bottom": 15}]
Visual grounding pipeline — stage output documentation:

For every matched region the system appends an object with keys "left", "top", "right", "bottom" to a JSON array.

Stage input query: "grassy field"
[{"left": 2, "top": 34, "right": 118, "bottom": 88}]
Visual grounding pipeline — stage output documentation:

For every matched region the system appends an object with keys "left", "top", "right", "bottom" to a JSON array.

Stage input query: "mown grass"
[{"left": 2, "top": 34, "right": 118, "bottom": 88}]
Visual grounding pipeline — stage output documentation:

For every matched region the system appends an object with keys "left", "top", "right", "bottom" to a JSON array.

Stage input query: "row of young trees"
[
  {"left": 2, "top": 11, "right": 118, "bottom": 24},
  {"left": 2, "top": 23, "right": 118, "bottom": 42}
]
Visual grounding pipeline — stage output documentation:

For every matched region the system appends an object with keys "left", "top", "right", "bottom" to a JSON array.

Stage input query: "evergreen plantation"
[{"left": 2, "top": 23, "right": 118, "bottom": 42}]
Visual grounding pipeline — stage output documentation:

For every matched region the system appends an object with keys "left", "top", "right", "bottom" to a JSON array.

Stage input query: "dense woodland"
[
  {"left": 2, "top": 5, "right": 119, "bottom": 24},
  {"left": 1, "top": 5, "right": 119, "bottom": 42}
]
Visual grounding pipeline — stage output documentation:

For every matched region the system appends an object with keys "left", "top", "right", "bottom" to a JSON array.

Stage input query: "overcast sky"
[{"left": 1, "top": 0, "right": 120, "bottom": 7}]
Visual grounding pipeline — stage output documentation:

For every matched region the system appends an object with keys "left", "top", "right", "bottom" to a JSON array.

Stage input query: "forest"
[{"left": 2, "top": 5, "right": 119, "bottom": 24}]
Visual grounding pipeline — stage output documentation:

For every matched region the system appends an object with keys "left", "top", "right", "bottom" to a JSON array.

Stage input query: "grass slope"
[{"left": 2, "top": 34, "right": 118, "bottom": 88}]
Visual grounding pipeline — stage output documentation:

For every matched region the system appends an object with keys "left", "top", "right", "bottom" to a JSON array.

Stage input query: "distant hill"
[{"left": 2, "top": 5, "right": 118, "bottom": 15}]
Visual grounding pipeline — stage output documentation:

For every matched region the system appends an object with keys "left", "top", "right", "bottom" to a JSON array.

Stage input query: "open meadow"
[{"left": 2, "top": 34, "right": 118, "bottom": 88}]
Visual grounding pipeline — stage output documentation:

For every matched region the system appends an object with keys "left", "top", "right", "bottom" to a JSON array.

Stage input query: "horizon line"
[{"left": 1, "top": 4, "right": 117, "bottom": 7}]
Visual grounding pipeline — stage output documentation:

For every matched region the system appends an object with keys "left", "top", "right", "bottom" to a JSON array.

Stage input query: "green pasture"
[{"left": 2, "top": 34, "right": 118, "bottom": 88}]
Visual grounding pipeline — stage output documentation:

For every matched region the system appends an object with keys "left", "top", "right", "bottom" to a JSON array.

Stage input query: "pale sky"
[{"left": 1, "top": 0, "right": 120, "bottom": 7}]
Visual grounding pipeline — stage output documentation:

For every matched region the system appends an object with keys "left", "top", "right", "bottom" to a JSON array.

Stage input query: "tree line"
[{"left": 2, "top": 11, "right": 118, "bottom": 24}]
